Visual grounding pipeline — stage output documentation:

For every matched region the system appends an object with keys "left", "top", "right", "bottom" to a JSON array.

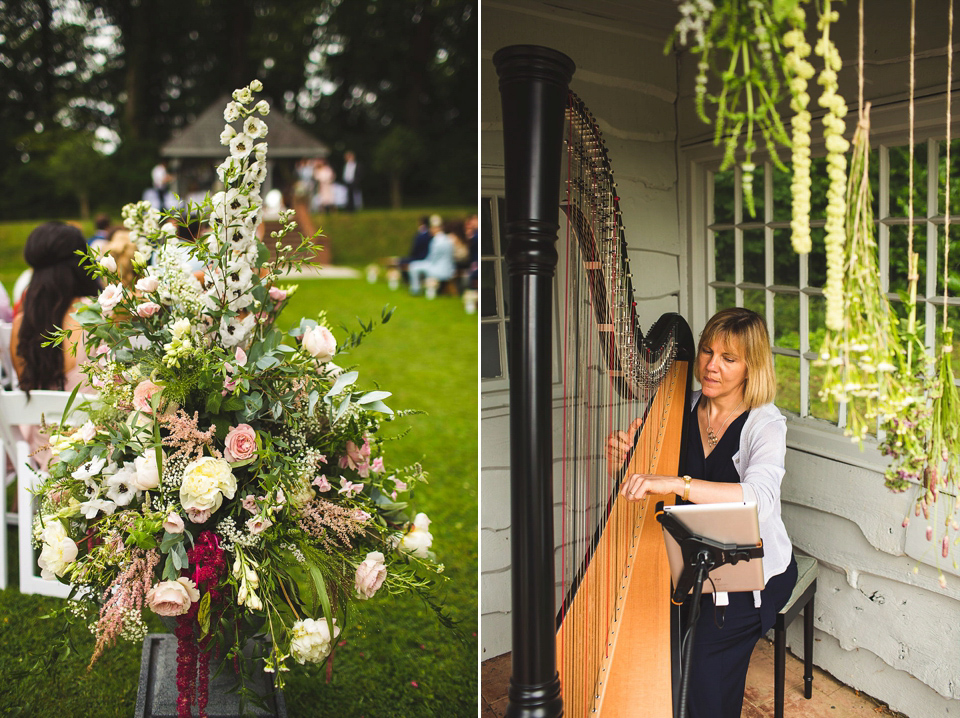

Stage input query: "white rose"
[
  {"left": 38, "top": 521, "right": 78, "bottom": 580},
  {"left": 290, "top": 618, "right": 340, "bottom": 664},
  {"left": 399, "top": 512, "right": 434, "bottom": 558},
  {"left": 133, "top": 451, "right": 161, "bottom": 490},
  {"left": 302, "top": 325, "right": 337, "bottom": 362},
  {"left": 99, "top": 254, "right": 117, "bottom": 273},
  {"left": 136, "top": 276, "right": 160, "bottom": 293},
  {"left": 179, "top": 457, "right": 237, "bottom": 513}
]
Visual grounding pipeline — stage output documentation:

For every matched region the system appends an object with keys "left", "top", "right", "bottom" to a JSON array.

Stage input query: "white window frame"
[{"left": 682, "top": 93, "right": 960, "bottom": 473}]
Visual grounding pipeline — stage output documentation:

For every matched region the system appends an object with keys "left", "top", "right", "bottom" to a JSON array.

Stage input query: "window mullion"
[
  {"left": 734, "top": 165, "right": 743, "bottom": 307},
  {"left": 764, "top": 161, "right": 774, "bottom": 346},
  {"left": 879, "top": 145, "right": 890, "bottom": 294}
]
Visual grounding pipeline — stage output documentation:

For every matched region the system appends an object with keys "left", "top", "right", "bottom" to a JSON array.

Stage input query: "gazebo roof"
[{"left": 161, "top": 95, "right": 329, "bottom": 159}]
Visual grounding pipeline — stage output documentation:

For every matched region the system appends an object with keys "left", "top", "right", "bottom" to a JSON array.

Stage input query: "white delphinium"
[{"left": 783, "top": 5, "right": 815, "bottom": 254}]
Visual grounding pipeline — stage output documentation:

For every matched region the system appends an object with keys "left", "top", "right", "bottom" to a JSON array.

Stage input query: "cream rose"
[
  {"left": 146, "top": 577, "right": 200, "bottom": 617},
  {"left": 179, "top": 456, "right": 237, "bottom": 514},
  {"left": 224, "top": 424, "right": 257, "bottom": 462},
  {"left": 302, "top": 325, "right": 337, "bottom": 362},
  {"left": 37, "top": 521, "right": 78, "bottom": 580},
  {"left": 354, "top": 551, "right": 387, "bottom": 600},
  {"left": 135, "top": 276, "right": 160, "bottom": 293},
  {"left": 290, "top": 617, "right": 340, "bottom": 664}
]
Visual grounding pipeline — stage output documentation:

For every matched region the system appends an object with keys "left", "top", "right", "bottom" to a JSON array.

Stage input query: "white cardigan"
[{"left": 689, "top": 391, "right": 793, "bottom": 587}]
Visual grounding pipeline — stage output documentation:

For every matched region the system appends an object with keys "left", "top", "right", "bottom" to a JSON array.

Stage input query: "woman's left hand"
[{"left": 620, "top": 473, "right": 680, "bottom": 501}]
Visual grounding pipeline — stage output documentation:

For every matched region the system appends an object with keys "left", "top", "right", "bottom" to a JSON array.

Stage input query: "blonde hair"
[{"left": 694, "top": 308, "right": 776, "bottom": 409}]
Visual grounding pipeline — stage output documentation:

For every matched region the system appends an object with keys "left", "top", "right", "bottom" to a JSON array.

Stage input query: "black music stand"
[{"left": 655, "top": 502, "right": 765, "bottom": 718}]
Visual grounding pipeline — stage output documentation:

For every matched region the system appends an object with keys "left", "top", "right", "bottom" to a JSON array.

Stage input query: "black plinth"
[{"left": 135, "top": 633, "right": 287, "bottom": 718}]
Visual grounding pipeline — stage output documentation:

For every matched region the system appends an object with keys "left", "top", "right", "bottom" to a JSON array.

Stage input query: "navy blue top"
[{"left": 683, "top": 396, "right": 750, "bottom": 500}]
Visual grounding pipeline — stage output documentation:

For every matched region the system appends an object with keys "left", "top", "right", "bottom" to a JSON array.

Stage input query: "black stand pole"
[
  {"left": 655, "top": 503, "right": 765, "bottom": 718},
  {"left": 494, "top": 45, "right": 575, "bottom": 718}
]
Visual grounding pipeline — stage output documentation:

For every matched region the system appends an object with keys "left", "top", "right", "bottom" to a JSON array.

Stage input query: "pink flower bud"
[
  {"left": 268, "top": 286, "right": 288, "bottom": 301},
  {"left": 926, "top": 526, "right": 934, "bottom": 541},
  {"left": 136, "top": 301, "right": 162, "bottom": 318}
]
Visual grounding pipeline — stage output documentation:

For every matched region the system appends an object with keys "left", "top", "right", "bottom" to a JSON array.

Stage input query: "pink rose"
[
  {"left": 135, "top": 276, "right": 160, "bottom": 293},
  {"left": 268, "top": 286, "right": 288, "bottom": 301},
  {"left": 98, "top": 284, "right": 124, "bottom": 315},
  {"left": 371, "top": 457, "right": 385, "bottom": 474},
  {"left": 224, "top": 423, "right": 257, "bottom": 462},
  {"left": 242, "top": 494, "right": 258, "bottom": 512},
  {"left": 302, "top": 325, "right": 337, "bottom": 362},
  {"left": 246, "top": 515, "right": 273, "bottom": 534},
  {"left": 133, "top": 380, "right": 161, "bottom": 413},
  {"left": 354, "top": 551, "right": 387, "bottom": 600},
  {"left": 186, "top": 507, "right": 212, "bottom": 523},
  {"left": 163, "top": 512, "right": 185, "bottom": 534},
  {"left": 146, "top": 578, "right": 200, "bottom": 616},
  {"left": 312, "top": 475, "right": 331, "bottom": 492},
  {"left": 136, "top": 301, "right": 161, "bottom": 318}
]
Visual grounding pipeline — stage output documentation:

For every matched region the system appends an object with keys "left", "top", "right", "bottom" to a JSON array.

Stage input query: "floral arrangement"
[
  {"left": 670, "top": 0, "right": 846, "bottom": 248},
  {"left": 31, "top": 80, "right": 442, "bottom": 716}
]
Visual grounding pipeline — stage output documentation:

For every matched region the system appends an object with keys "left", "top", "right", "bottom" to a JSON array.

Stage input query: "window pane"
[
  {"left": 809, "top": 294, "right": 827, "bottom": 352},
  {"left": 714, "top": 230, "right": 735, "bottom": 283},
  {"left": 936, "top": 224, "right": 960, "bottom": 296},
  {"left": 481, "top": 261, "right": 498, "bottom": 317},
  {"left": 743, "top": 229, "right": 765, "bottom": 284},
  {"left": 809, "top": 361, "right": 839, "bottom": 422},
  {"left": 807, "top": 226, "right": 827, "bottom": 288},
  {"left": 742, "top": 289, "right": 765, "bottom": 318},
  {"left": 773, "top": 294, "right": 800, "bottom": 350},
  {"left": 810, "top": 156, "right": 829, "bottom": 218},
  {"left": 773, "top": 229, "right": 799, "bottom": 286},
  {"left": 481, "top": 323, "right": 502, "bottom": 379},
  {"left": 888, "top": 143, "right": 927, "bottom": 218},
  {"left": 501, "top": 258, "right": 511, "bottom": 317},
  {"left": 938, "top": 138, "right": 960, "bottom": 215},
  {"left": 715, "top": 286, "right": 736, "bottom": 312},
  {"left": 744, "top": 163, "right": 764, "bottom": 220},
  {"left": 714, "top": 169, "right": 735, "bottom": 224},
  {"left": 888, "top": 224, "right": 927, "bottom": 297},
  {"left": 772, "top": 165, "right": 792, "bottom": 222},
  {"left": 775, "top": 354, "right": 800, "bottom": 414},
  {"left": 481, "top": 197, "right": 495, "bottom": 256}
]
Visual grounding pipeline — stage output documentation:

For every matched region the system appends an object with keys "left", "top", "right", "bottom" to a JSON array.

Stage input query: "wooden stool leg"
[
  {"left": 804, "top": 595, "right": 815, "bottom": 699},
  {"left": 775, "top": 621, "right": 786, "bottom": 718}
]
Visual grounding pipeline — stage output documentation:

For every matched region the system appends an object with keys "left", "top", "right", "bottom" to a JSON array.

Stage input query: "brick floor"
[{"left": 480, "top": 637, "right": 907, "bottom": 718}]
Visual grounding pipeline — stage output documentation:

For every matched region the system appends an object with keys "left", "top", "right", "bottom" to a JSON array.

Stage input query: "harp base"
[{"left": 505, "top": 673, "right": 564, "bottom": 718}]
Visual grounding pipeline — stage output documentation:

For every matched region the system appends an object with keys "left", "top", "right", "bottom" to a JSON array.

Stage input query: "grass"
[{"left": 0, "top": 275, "right": 478, "bottom": 716}]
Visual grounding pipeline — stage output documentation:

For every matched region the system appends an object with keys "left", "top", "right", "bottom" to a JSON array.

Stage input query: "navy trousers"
[{"left": 681, "top": 556, "right": 798, "bottom": 718}]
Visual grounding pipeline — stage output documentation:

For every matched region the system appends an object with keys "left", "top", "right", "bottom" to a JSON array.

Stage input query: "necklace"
[{"left": 706, "top": 398, "right": 744, "bottom": 449}]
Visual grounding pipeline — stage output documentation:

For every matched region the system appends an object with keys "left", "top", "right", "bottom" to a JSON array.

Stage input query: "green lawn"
[{"left": 0, "top": 277, "right": 479, "bottom": 717}]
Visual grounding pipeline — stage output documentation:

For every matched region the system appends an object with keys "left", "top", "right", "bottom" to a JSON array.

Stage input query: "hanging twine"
[
  {"left": 858, "top": 0, "right": 864, "bottom": 120},
  {"left": 907, "top": 0, "right": 919, "bottom": 357},
  {"left": 945, "top": 0, "right": 955, "bottom": 333}
]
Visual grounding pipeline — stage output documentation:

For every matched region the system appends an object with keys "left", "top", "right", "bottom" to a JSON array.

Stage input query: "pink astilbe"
[
  {"left": 89, "top": 548, "right": 161, "bottom": 668},
  {"left": 298, "top": 497, "right": 369, "bottom": 550},
  {"left": 159, "top": 409, "right": 222, "bottom": 462}
]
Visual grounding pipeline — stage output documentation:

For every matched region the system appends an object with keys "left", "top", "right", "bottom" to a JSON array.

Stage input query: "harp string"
[{"left": 557, "top": 94, "right": 681, "bottom": 717}]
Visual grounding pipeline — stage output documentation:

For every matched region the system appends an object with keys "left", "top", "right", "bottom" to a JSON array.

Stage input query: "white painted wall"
[{"left": 482, "top": 2, "right": 960, "bottom": 716}]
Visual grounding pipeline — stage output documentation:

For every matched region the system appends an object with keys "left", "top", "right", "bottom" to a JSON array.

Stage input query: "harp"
[{"left": 493, "top": 45, "right": 695, "bottom": 718}]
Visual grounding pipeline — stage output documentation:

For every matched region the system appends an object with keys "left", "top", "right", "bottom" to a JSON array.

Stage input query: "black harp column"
[{"left": 493, "top": 45, "right": 575, "bottom": 718}]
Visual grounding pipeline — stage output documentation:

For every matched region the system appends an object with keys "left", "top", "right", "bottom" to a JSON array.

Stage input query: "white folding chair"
[
  {"left": 0, "top": 322, "right": 17, "bottom": 390},
  {"left": 0, "top": 389, "right": 85, "bottom": 596}
]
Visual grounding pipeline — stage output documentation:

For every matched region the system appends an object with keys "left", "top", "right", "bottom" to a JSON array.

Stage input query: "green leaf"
[
  {"left": 159, "top": 531, "right": 183, "bottom": 553},
  {"left": 205, "top": 391, "right": 223, "bottom": 414},
  {"left": 171, "top": 548, "right": 183, "bottom": 571},
  {"left": 162, "top": 554, "right": 179, "bottom": 581},
  {"left": 363, "top": 400, "right": 394, "bottom": 416},
  {"left": 325, "top": 370, "right": 359, "bottom": 398},
  {"left": 308, "top": 390, "right": 320, "bottom": 416},
  {"left": 307, "top": 564, "right": 335, "bottom": 643},
  {"left": 198, "top": 592, "right": 212, "bottom": 636},
  {"left": 256, "top": 354, "right": 281, "bottom": 370},
  {"left": 357, "top": 390, "right": 391, "bottom": 405}
]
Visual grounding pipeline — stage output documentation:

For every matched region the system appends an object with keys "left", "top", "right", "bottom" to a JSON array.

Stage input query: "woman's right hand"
[{"left": 606, "top": 417, "right": 643, "bottom": 475}]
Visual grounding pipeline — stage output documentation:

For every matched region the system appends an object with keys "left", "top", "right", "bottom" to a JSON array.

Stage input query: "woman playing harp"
[{"left": 612, "top": 307, "right": 798, "bottom": 718}]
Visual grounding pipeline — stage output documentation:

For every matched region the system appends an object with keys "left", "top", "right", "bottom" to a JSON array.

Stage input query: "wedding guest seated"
[
  {"left": 10, "top": 222, "right": 101, "bottom": 467},
  {"left": 397, "top": 216, "right": 433, "bottom": 277},
  {"left": 408, "top": 215, "right": 456, "bottom": 298},
  {"left": 87, "top": 214, "right": 111, "bottom": 251}
]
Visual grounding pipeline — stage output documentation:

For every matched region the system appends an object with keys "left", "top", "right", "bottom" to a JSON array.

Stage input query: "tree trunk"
[
  {"left": 79, "top": 191, "right": 90, "bottom": 221},
  {"left": 390, "top": 173, "right": 402, "bottom": 209}
]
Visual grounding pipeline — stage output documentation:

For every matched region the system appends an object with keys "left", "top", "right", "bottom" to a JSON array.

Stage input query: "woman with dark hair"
[{"left": 11, "top": 221, "right": 101, "bottom": 393}]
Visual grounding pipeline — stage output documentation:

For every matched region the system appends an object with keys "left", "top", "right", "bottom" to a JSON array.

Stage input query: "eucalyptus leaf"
[
  {"left": 357, "top": 390, "right": 392, "bottom": 405},
  {"left": 363, "top": 400, "right": 394, "bottom": 415},
  {"left": 325, "top": 370, "right": 359, "bottom": 398}
]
